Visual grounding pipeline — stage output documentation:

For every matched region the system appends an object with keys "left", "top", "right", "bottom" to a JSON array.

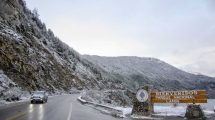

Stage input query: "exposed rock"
[
  {"left": 0, "top": 69, "right": 22, "bottom": 101},
  {"left": 185, "top": 104, "right": 206, "bottom": 120}
]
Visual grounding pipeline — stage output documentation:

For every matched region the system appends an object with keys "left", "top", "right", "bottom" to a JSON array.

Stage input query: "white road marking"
[{"left": 67, "top": 102, "right": 72, "bottom": 120}]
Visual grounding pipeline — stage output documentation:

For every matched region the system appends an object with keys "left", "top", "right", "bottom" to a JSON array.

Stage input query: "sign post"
[
  {"left": 150, "top": 90, "right": 208, "bottom": 119},
  {"left": 131, "top": 85, "right": 153, "bottom": 116}
]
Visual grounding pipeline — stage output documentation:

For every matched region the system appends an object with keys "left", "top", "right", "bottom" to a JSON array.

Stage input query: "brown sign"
[
  {"left": 150, "top": 90, "right": 207, "bottom": 103},
  {"left": 151, "top": 95, "right": 208, "bottom": 99},
  {"left": 151, "top": 90, "right": 206, "bottom": 96},
  {"left": 151, "top": 99, "right": 207, "bottom": 103}
]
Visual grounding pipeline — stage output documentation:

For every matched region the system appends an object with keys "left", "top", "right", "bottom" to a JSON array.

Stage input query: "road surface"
[
  {"left": 0, "top": 94, "right": 214, "bottom": 120},
  {"left": 0, "top": 94, "right": 122, "bottom": 120}
]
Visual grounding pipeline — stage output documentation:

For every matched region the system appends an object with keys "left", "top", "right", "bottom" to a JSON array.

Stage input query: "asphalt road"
[
  {"left": 0, "top": 95, "right": 214, "bottom": 120},
  {"left": 0, "top": 94, "right": 121, "bottom": 120}
]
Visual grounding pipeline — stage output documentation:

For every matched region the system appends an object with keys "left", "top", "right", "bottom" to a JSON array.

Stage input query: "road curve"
[
  {"left": 1, "top": 94, "right": 214, "bottom": 120},
  {"left": 0, "top": 94, "right": 121, "bottom": 120}
]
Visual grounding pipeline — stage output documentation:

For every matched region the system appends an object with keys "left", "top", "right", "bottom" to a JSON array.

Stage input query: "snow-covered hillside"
[
  {"left": 83, "top": 55, "right": 215, "bottom": 98},
  {"left": 0, "top": 0, "right": 124, "bottom": 97}
]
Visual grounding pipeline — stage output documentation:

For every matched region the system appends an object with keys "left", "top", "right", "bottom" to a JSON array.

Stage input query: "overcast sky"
[{"left": 25, "top": 0, "right": 215, "bottom": 77}]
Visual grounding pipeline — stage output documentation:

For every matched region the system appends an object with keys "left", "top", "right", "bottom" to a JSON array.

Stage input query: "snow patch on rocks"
[
  {"left": 78, "top": 90, "right": 133, "bottom": 118},
  {"left": 0, "top": 25, "right": 22, "bottom": 42},
  {"left": 80, "top": 90, "right": 134, "bottom": 107},
  {"left": 0, "top": 70, "right": 30, "bottom": 105}
]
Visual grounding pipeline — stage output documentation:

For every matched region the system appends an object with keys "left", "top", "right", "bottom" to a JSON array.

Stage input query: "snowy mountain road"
[
  {"left": 0, "top": 94, "right": 121, "bottom": 120},
  {"left": 0, "top": 94, "right": 214, "bottom": 120}
]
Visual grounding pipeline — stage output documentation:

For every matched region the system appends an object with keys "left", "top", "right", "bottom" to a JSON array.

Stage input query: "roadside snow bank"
[
  {"left": 77, "top": 96, "right": 87, "bottom": 104},
  {"left": 77, "top": 90, "right": 134, "bottom": 118},
  {"left": 131, "top": 115, "right": 162, "bottom": 120},
  {"left": 78, "top": 95, "right": 131, "bottom": 118},
  {"left": 114, "top": 107, "right": 132, "bottom": 117}
]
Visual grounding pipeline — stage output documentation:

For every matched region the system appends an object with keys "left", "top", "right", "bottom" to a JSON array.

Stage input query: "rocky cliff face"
[{"left": 0, "top": 0, "right": 123, "bottom": 96}]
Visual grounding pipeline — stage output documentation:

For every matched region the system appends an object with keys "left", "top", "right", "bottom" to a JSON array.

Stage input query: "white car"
[{"left": 31, "top": 91, "right": 48, "bottom": 104}]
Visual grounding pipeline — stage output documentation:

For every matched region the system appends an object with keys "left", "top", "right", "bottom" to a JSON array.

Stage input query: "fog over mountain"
[{"left": 0, "top": 0, "right": 215, "bottom": 102}]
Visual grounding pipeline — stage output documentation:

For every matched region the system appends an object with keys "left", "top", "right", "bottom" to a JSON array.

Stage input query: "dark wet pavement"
[{"left": 0, "top": 94, "right": 121, "bottom": 120}]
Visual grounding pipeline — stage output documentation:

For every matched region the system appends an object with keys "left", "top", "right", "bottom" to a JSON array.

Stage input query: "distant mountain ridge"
[{"left": 83, "top": 55, "right": 215, "bottom": 98}]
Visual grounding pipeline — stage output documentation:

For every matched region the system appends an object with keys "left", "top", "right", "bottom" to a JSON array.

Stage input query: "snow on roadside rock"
[
  {"left": 0, "top": 70, "right": 21, "bottom": 99},
  {"left": 0, "top": 70, "right": 30, "bottom": 105}
]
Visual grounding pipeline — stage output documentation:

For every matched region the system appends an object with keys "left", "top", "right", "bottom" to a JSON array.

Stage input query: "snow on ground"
[
  {"left": 154, "top": 105, "right": 214, "bottom": 117},
  {"left": 111, "top": 105, "right": 214, "bottom": 119},
  {"left": 0, "top": 96, "right": 30, "bottom": 107},
  {"left": 131, "top": 115, "right": 162, "bottom": 120},
  {"left": 154, "top": 106, "right": 185, "bottom": 117},
  {"left": 78, "top": 95, "right": 215, "bottom": 118},
  {"left": 114, "top": 107, "right": 132, "bottom": 118}
]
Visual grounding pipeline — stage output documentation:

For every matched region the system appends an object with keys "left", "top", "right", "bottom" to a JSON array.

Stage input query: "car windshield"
[{"left": 33, "top": 91, "right": 44, "bottom": 96}]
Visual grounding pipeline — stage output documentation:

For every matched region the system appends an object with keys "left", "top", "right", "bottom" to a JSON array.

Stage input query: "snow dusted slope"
[
  {"left": 0, "top": 0, "right": 124, "bottom": 96},
  {"left": 0, "top": 70, "right": 22, "bottom": 101},
  {"left": 83, "top": 55, "right": 215, "bottom": 98}
]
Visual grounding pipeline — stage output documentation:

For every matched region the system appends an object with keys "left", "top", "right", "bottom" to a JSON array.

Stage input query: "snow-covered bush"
[{"left": 81, "top": 90, "right": 135, "bottom": 107}]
